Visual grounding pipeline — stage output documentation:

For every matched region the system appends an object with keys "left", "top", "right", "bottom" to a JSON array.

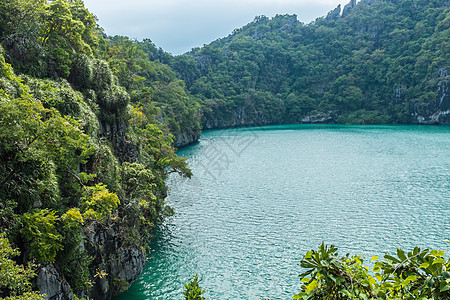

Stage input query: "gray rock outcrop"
[
  {"left": 411, "top": 67, "right": 450, "bottom": 124},
  {"left": 99, "top": 117, "right": 138, "bottom": 163},
  {"left": 36, "top": 265, "right": 74, "bottom": 300},
  {"left": 342, "top": 0, "right": 357, "bottom": 17},
  {"left": 36, "top": 223, "right": 146, "bottom": 300},
  {"left": 174, "top": 131, "right": 200, "bottom": 148},
  {"left": 326, "top": 5, "right": 341, "bottom": 21},
  {"left": 85, "top": 223, "right": 145, "bottom": 300},
  {"left": 301, "top": 112, "right": 336, "bottom": 124}
]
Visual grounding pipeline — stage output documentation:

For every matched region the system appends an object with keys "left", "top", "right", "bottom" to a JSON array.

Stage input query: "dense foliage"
[
  {"left": 103, "top": 36, "right": 201, "bottom": 145},
  {"left": 0, "top": 0, "right": 196, "bottom": 298},
  {"left": 294, "top": 243, "right": 450, "bottom": 299},
  {"left": 172, "top": 0, "right": 450, "bottom": 126},
  {"left": 1, "top": 0, "right": 449, "bottom": 298},
  {"left": 0, "top": 233, "right": 43, "bottom": 300}
]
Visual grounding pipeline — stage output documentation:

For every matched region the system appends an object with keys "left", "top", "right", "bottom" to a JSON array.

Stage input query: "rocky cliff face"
[
  {"left": 174, "top": 131, "right": 201, "bottom": 148},
  {"left": 36, "top": 223, "right": 145, "bottom": 300},
  {"left": 326, "top": 5, "right": 341, "bottom": 21},
  {"left": 202, "top": 105, "right": 271, "bottom": 129},
  {"left": 301, "top": 112, "right": 337, "bottom": 124},
  {"left": 36, "top": 117, "right": 145, "bottom": 300},
  {"left": 411, "top": 68, "right": 450, "bottom": 125},
  {"left": 99, "top": 118, "right": 138, "bottom": 163},
  {"left": 36, "top": 265, "right": 74, "bottom": 300},
  {"left": 85, "top": 223, "right": 145, "bottom": 300},
  {"left": 342, "top": 0, "right": 357, "bottom": 17}
]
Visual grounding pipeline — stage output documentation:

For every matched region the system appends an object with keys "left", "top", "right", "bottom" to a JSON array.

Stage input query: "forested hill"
[
  {"left": 0, "top": 1, "right": 198, "bottom": 299},
  {"left": 172, "top": 0, "right": 450, "bottom": 127},
  {"left": 0, "top": 0, "right": 449, "bottom": 299}
]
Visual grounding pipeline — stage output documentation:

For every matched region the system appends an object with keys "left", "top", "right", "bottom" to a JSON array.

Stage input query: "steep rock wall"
[
  {"left": 411, "top": 68, "right": 450, "bottom": 125},
  {"left": 174, "top": 131, "right": 201, "bottom": 148},
  {"left": 36, "top": 223, "right": 145, "bottom": 300},
  {"left": 85, "top": 223, "right": 145, "bottom": 300}
]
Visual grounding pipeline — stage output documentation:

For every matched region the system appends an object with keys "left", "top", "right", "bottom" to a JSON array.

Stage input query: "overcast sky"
[{"left": 83, "top": 0, "right": 352, "bottom": 55}]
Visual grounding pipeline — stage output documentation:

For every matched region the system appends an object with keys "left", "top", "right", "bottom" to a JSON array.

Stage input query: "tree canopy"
[
  {"left": 0, "top": 0, "right": 448, "bottom": 298},
  {"left": 172, "top": 0, "right": 449, "bottom": 126}
]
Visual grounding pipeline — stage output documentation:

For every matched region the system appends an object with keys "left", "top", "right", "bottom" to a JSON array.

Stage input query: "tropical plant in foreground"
[
  {"left": 183, "top": 274, "right": 206, "bottom": 300},
  {"left": 294, "top": 243, "right": 450, "bottom": 299}
]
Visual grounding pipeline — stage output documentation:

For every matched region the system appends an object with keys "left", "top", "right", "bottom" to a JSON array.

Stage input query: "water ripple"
[{"left": 115, "top": 125, "right": 450, "bottom": 300}]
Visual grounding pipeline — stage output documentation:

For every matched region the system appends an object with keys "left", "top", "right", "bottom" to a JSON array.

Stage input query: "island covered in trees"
[{"left": 0, "top": 0, "right": 449, "bottom": 299}]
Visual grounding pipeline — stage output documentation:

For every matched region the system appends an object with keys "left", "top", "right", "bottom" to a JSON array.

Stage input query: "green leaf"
[
  {"left": 430, "top": 250, "right": 445, "bottom": 257},
  {"left": 336, "top": 277, "right": 345, "bottom": 285},
  {"left": 433, "top": 257, "right": 445, "bottom": 265},
  {"left": 397, "top": 248, "right": 407, "bottom": 261},
  {"left": 340, "top": 289, "right": 351, "bottom": 297},
  {"left": 304, "top": 251, "right": 313, "bottom": 259},
  {"left": 305, "top": 279, "right": 318, "bottom": 294},
  {"left": 371, "top": 256, "right": 378, "bottom": 262},
  {"left": 401, "top": 275, "right": 417, "bottom": 287},
  {"left": 385, "top": 254, "right": 400, "bottom": 263},
  {"left": 440, "top": 281, "right": 450, "bottom": 292}
]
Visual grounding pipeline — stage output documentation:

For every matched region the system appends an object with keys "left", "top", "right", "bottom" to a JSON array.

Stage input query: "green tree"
[
  {"left": 81, "top": 184, "right": 120, "bottom": 221},
  {"left": 0, "top": 97, "right": 90, "bottom": 210},
  {"left": 0, "top": 0, "right": 47, "bottom": 76},
  {"left": 141, "top": 124, "right": 192, "bottom": 179},
  {"left": 20, "top": 209, "right": 63, "bottom": 263},
  {"left": 42, "top": 0, "right": 97, "bottom": 77},
  {"left": 0, "top": 233, "right": 44, "bottom": 299},
  {"left": 183, "top": 274, "right": 206, "bottom": 300}
]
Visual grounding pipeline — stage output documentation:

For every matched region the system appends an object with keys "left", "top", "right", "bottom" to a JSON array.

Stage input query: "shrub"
[
  {"left": 20, "top": 209, "right": 63, "bottom": 263},
  {"left": 183, "top": 274, "right": 205, "bottom": 300},
  {"left": 0, "top": 233, "right": 44, "bottom": 299},
  {"left": 81, "top": 184, "right": 120, "bottom": 221}
]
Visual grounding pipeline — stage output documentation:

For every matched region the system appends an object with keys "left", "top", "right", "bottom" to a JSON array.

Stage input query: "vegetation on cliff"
[
  {"left": 172, "top": 0, "right": 450, "bottom": 126},
  {"left": 0, "top": 0, "right": 449, "bottom": 298},
  {"left": 0, "top": 0, "right": 197, "bottom": 298}
]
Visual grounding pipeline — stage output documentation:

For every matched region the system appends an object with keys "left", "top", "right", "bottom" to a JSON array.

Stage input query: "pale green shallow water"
[{"left": 116, "top": 124, "right": 450, "bottom": 299}]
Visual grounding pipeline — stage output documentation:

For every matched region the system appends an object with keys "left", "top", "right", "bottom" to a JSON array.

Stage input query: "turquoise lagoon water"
[{"left": 115, "top": 124, "right": 450, "bottom": 299}]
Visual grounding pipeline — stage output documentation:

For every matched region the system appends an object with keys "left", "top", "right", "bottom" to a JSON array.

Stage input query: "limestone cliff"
[
  {"left": 35, "top": 115, "right": 145, "bottom": 300},
  {"left": 85, "top": 223, "right": 145, "bottom": 300},
  {"left": 342, "top": 0, "right": 357, "bottom": 17},
  {"left": 411, "top": 68, "right": 450, "bottom": 125},
  {"left": 36, "top": 223, "right": 145, "bottom": 300},
  {"left": 202, "top": 105, "right": 272, "bottom": 129},
  {"left": 326, "top": 5, "right": 341, "bottom": 21},
  {"left": 174, "top": 131, "right": 201, "bottom": 148}
]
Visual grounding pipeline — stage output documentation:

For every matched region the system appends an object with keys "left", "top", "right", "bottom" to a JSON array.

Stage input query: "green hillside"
[
  {"left": 0, "top": 1, "right": 196, "bottom": 299},
  {"left": 172, "top": 0, "right": 450, "bottom": 127},
  {"left": 0, "top": 0, "right": 449, "bottom": 299}
]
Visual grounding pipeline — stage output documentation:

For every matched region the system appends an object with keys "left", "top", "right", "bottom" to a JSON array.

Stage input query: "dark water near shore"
[{"left": 116, "top": 124, "right": 450, "bottom": 299}]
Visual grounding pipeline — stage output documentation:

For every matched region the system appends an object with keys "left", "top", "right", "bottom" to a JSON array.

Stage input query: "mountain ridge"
[{"left": 170, "top": 0, "right": 450, "bottom": 127}]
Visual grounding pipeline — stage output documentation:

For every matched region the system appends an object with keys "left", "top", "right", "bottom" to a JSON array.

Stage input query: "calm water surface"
[{"left": 116, "top": 124, "right": 450, "bottom": 299}]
